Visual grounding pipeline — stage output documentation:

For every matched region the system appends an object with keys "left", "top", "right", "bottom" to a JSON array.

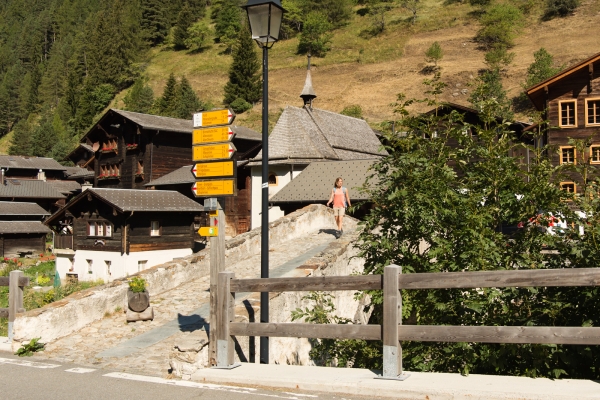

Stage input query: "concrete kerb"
[
  {"left": 11, "top": 204, "right": 350, "bottom": 347},
  {"left": 191, "top": 363, "right": 600, "bottom": 400}
]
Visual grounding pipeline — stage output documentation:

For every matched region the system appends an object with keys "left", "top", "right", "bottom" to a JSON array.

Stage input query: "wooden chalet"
[
  {"left": 0, "top": 201, "right": 51, "bottom": 258},
  {"left": 0, "top": 177, "right": 66, "bottom": 214},
  {"left": 526, "top": 51, "right": 600, "bottom": 193},
  {"left": 44, "top": 188, "right": 203, "bottom": 282}
]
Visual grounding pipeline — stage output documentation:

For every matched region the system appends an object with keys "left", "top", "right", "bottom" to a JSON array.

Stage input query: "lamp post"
[{"left": 242, "top": 0, "right": 285, "bottom": 365}]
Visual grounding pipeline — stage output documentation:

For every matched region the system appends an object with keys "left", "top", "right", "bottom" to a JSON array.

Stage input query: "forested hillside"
[{"left": 0, "top": 0, "right": 598, "bottom": 160}]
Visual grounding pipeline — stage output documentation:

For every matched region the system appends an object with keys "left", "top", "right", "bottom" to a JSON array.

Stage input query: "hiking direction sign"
[{"left": 191, "top": 109, "right": 237, "bottom": 198}]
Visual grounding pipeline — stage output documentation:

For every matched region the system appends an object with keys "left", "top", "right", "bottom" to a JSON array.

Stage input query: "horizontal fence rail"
[{"left": 216, "top": 265, "right": 600, "bottom": 380}]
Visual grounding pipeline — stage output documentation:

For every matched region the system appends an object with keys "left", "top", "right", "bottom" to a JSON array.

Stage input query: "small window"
[
  {"left": 138, "top": 260, "right": 147, "bottom": 272},
  {"left": 559, "top": 100, "right": 577, "bottom": 127},
  {"left": 105, "top": 260, "right": 111, "bottom": 276},
  {"left": 87, "top": 259, "right": 93, "bottom": 274},
  {"left": 560, "top": 146, "right": 576, "bottom": 164},
  {"left": 97, "top": 223, "right": 104, "bottom": 236},
  {"left": 586, "top": 99, "right": 600, "bottom": 126},
  {"left": 151, "top": 221, "right": 161, "bottom": 236},
  {"left": 88, "top": 222, "right": 96, "bottom": 236},
  {"left": 268, "top": 173, "right": 277, "bottom": 186},
  {"left": 590, "top": 146, "right": 600, "bottom": 164},
  {"left": 105, "top": 224, "right": 112, "bottom": 237},
  {"left": 560, "top": 182, "right": 576, "bottom": 193}
]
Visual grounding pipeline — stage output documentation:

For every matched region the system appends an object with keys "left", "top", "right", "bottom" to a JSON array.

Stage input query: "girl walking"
[{"left": 326, "top": 177, "right": 351, "bottom": 238}]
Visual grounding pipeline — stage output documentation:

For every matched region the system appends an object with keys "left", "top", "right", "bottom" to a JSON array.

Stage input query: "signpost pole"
[{"left": 208, "top": 198, "right": 226, "bottom": 366}]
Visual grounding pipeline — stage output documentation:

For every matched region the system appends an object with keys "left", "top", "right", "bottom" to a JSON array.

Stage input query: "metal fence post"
[
  {"left": 377, "top": 264, "right": 410, "bottom": 380},
  {"left": 8, "top": 270, "right": 24, "bottom": 341},
  {"left": 214, "top": 271, "right": 240, "bottom": 369}
]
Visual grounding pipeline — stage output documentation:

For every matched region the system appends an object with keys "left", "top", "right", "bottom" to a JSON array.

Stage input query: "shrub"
[
  {"left": 544, "top": 0, "right": 579, "bottom": 19},
  {"left": 475, "top": 4, "right": 524, "bottom": 49},
  {"left": 230, "top": 98, "right": 253, "bottom": 114},
  {"left": 15, "top": 338, "right": 45, "bottom": 357},
  {"left": 128, "top": 276, "right": 146, "bottom": 293},
  {"left": 297, "top": 12, "right": 333, "bottom": 57},
  {"left": 341, "top": 104, "right": 364, "bottom": 119}
]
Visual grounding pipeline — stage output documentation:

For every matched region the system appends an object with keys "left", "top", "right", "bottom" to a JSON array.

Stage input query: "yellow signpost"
[
  {"left": 192, "top": 179, "right": 235, "bottom": 197},
  {"left": 193, "top": 126, "right": 234, "bottom": 145},
  {"left": 192, "top": 143, "right": 236, "bottom": 161},
  {"left": 198, "top": 227, "right": 218, "bottom": 237},
  {"left": 193, "top": 109, "right": 235, "bottom": 128},
  {"left": 192, "top": 161, "right": 235, "bottom": 179}
]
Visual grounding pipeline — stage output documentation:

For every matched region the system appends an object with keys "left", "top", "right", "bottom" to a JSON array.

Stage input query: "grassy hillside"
[{"left": 132, "top": 0, "right": 600, "bottom": 132}]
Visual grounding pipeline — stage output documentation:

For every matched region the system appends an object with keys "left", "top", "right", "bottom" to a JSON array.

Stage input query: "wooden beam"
[
  {"left": 398, "top": 325, "right": 600, "bottom": 345},
  {"left": 398, "top": 268, "right": 600, "bottom": 290},
  {"left": 230, "top": 275, "right": 382, "bottom": 293},
  {"left": 230, "top": 322, "right": 382, "bottom": 341},
  {"left": 0, "top": 276, "right": 30, "bottom": 287},
  {"left": 382, "top": 265, "right": 402, "bottom": 377},
  {"left": 217, "top": 271, "right": 235, "bottom": 367}
]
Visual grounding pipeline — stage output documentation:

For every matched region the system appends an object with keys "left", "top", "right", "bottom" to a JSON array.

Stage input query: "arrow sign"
[
  {"left": 198, "top": 227, "right": 218, "bottom": 237},
  {"left": 193, "top": 126, "right": 234, "bottom": 145},
  {"left": 191, "top": 161, "right": 235, "bottom": 179},
  {"left": 192, "top": 179, "right": 235, "bottom": 197},
  {"left": 193, "top": 109, "right": 235, "bottom": 128},
  {"left": 192, "top": 143, "right": 236, "bottom": 162}
]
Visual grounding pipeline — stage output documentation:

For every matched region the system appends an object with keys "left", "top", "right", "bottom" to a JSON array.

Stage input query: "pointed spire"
[{"left": 300, "top": 54, "right": 317, "bottom": 109}]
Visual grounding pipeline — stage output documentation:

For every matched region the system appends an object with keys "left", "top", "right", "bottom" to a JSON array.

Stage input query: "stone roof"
[
  {"left": 269, "top": 159, "right": 378, "bottom": 203},
  {"left": 46, "top": 180, "right": 82, "bottom": 195},
  {"left": 0, "top": 180, "right": 66, "bottom": 199},
  {"left": 64, "top": 166, "right": 94, "bottom": 179},
  {"left": 146, "top": 166, "right": 195, "bottom": 186},
  {"left": 0, "top": 221, "right": 51, "bottom": 234},
  {"left": 84, "top": 188, "right": 203, "bottom": 212},
  {"left": 0, "top": 155, "right": 66, "bottom": 171},
  {"left": 231, "top": 125, "right": 262, "bottom": 141},
  {"left": 250, "top": 106, "right": 386, "bottom": 165},
  {"left": 0, "top": 202, "right": 50, "bottom": 216},
  {"left": 111, "top": 109, "right": 194, "bottom": 133}
]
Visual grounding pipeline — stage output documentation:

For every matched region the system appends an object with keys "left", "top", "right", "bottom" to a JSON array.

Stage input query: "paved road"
[{"left": 0, "top": 353, "right": 374, "bottom": 400}]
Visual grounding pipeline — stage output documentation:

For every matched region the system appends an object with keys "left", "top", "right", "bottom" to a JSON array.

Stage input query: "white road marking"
[
  {"left": 65, "top": 367, "right": 96, "bottom": 373},
  {"left": 103, "top": 372, "right": 312, "bottom": 399},
  {"left": 283, "top": 394, "right": 318, "bottom": 398},
  {"left": 0, "top": 357, "right": 61, "bottom": 369}
]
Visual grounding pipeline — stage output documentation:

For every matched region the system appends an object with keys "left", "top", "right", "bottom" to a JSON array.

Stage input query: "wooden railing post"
[
  {"left": 8, "top": 270, "right": 24, "bottom": 341},
  {"left": 377, "top": 264, "right": 409, "bottom": 380},
  {"left": 215, "top": 271, "right": 240, "bottom": 369}
]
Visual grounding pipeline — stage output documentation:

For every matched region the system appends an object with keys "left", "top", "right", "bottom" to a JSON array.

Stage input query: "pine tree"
[
  {"left": 224, "top": 26, "right": 261, "bottom": 108},
  {"left": 173, "top": 3, "right": 194, "bottom": 50},
  {"left": 215, "top": 0, "right": 242, "bottom": 52},
  {"left": 21, "top": 65, "right": 42, "bottom": 116},
  {"left": 123, "top": 76, "right": 155, "bottom": 113},
  {"left": 31, "top": 114, "right": 59, "bottom": 157},
  {"left": 8, "top": 119, "right": 33, "bottom": 156},
  {"left": 141, "top": 0, "right": 169, "bottom": 46},
  {"left": 525, "top": 48, "right": 562, "bottom": 88},
  {"left": 297, "top": 12, "right": 333, "bottom": 57},
  {"left": 173, "top": 76, "right": 203, "bottom": 119},
  {"left": 154, "top": 73, "right": 178, "bottom": 116}
]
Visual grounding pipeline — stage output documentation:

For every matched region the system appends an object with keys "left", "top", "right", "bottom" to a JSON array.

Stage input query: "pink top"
[{"left": 333, "top": 189, "right": 345, "bottom": 208}]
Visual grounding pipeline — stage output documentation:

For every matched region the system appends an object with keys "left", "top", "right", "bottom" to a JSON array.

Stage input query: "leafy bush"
[
  {"left": 230, "top": 98, "right": 253, "bottom": 114},
  {"left": 128, "top": 276, "right": 146, "bottom": 293},
  {"left": 340, "top": 104, "right": 363, "bottom": 119},
  {"left": 15, "top": 338, "right": 45, "bottom": 356},
  {"left": 475, "top": 4, "right": 524, "bottom": 49},
  {"left": 544, "top": 0, "right": 579, "bottom": 19},
  {"left": 297, "top": 12, "right": 333, "bottom": 57}
]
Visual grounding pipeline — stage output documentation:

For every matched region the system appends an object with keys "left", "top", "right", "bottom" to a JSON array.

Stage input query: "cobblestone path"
[{"left": 38, "top": 228, "right": 341, "bottom": 377}]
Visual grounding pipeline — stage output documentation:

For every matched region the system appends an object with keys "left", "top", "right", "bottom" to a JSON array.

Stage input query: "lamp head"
[{"left": 241, "top": 0, "right": 286, "bottom": 48}]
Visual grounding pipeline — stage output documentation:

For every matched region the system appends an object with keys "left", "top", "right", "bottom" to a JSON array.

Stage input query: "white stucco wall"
[
  {"left": 55, "top": 248, "right": 193, "bottom": 283},
  {"left": 250, "top": 164, "right": 305, "bottom": 229}
]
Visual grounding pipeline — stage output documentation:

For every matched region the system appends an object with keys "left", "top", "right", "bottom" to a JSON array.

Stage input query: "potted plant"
[{"left": 127, "top": 276, "right": 149, "bottom": 312}]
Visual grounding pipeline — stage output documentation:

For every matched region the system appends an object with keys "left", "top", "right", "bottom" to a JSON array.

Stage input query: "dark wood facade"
[
  {"left": 527, "top": 52, "right": 600, "bottom": 192},
  {"left": 1, "top": 234, "right": 46, "bottom": 258}
]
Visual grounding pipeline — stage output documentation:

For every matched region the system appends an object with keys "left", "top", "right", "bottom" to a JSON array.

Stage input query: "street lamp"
[{"left": 241, "top": 0, "right": 285, "bottom": 365}]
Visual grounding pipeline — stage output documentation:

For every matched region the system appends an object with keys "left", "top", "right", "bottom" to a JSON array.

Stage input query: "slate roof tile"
[{"left": 0, "top": 221, "right": 51, "bottom": 234}]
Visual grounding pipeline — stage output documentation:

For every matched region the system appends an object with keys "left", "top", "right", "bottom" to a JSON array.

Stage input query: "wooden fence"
[
  {"left": 216, "top": 265, "right": 600, "bottom": 380},
  {"left": 54, "top": 234, "right": 73, "bottom": 250},
  {"left": 0, "top": 270, "right": 29, "bottom": 340}
]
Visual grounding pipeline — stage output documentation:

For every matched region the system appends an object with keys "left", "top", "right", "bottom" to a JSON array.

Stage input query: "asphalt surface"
[{"left": 0, "top": 352, "right": 375, "bottom": 400}]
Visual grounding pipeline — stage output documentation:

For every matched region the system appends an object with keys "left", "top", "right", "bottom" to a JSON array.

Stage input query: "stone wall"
[
  {"left": 13, "top": 205, "right": 348, "bottom": 345},
  {"left": 170, "top": 229, "right": 370, "bottom": 379}
]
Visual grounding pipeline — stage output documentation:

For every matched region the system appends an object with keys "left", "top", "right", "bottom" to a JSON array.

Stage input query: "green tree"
[
  {"left": 224, "top": 27, "right": 261, "bottom": 108},
  {"left": 8, "top": 119, "right": 33, "bottom": 156},
  {"left": 544, "top": 0, "right": 579, "bottom": 19},
  {"left": 425, "top": 41, "right": 443, "bottom": 69},
  {"left": 475, "top": 4, "right": 524, "bottom": 50},
  {"left": 400, "top": 0, "right": 421, "bottom": 25},
  {"left": 173, "top": 3, "right": 194, "bottom": 50},
  {"left": 184, "top": 22, "right": 212, "bottom": 51},
  {"left": 524, "top": 48, "right": 562, "bottom": 89},
  {"left": 297, "top": 12, "right": 333, "bottom": 57},
  {"left": 140, "top": 0, "right": 169, "bottom": 45},
  {"left": 154, "top": 72, "right": 178, "bottom": 116},
  {"left": 215, "top": 0, "right": 242, "bottom": 53},
  {"left": 31, "top": 113, "right": 59, "bottom": 157},
  {"left": 469, "top": 68, "right": 513, "bottom": 121},
  {"left": 302, "top": 0, "right": 352, "bottom": 28},
  {"left": 173, "top": 76, "right": 203, "bottom": 119},
  {"left": 123, "top": 76, "right": 155, "bottom": 113},
  {"left": 340, "top": 104, "right": 363, "bottom": 119},
  {"left": 73, "top": 82, "right": 115, "bottom": 131}
]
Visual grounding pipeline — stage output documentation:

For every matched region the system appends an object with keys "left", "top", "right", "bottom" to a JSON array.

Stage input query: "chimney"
[
  {"left": 1, "top": 168, "right": 4, "bottom": 185},
  {"left": 81, "top": 182, "right": 93, "bottom": 192},
  {"left": 38, "top": 169, "right": 46, "bottom": 181}
]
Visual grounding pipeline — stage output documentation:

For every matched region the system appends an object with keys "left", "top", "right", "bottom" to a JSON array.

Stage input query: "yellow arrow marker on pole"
[
  {"left": 191, "top": 161, "right": 235, "bottom": 178},
  {"left": 192, "top": 179, "right": 235, "bottom": 197},
  {"left": 193, "top": 126, "right": 234, "bottom": 145},
  {"left": 198, "top": 227, "right": 219, "bottom": 237},
  {"left": 193, "top": 109, "right": 235, "bottom": 128},
  {"left": 192, "top": 143, "right": 236, "bottom": 161}
]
